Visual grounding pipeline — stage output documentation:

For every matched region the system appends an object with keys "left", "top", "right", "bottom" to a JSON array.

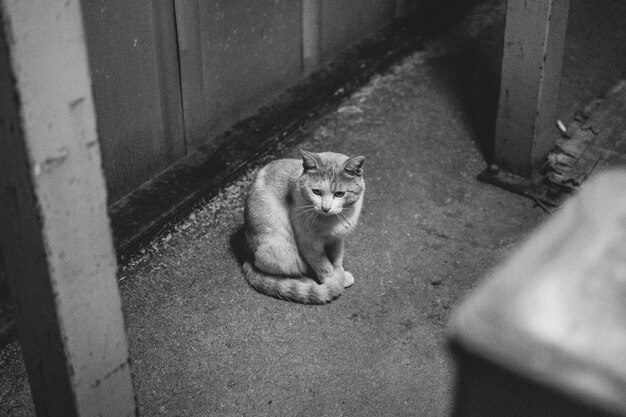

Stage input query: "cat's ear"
[
  {"left": 343, "top": 156, "right": 365, "bottom": 177},
  {"left": 301, "top": 150, "right": 319, "bottom": 171}
]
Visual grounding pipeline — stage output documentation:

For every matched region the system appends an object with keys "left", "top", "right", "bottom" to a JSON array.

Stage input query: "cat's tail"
[{"left": 242, "top": 261, "right": 344, "bottom": 304}]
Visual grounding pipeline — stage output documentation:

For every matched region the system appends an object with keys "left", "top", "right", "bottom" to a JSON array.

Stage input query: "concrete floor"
[{"left": 2, "top": 0, "right": 626, "bottom": 416}]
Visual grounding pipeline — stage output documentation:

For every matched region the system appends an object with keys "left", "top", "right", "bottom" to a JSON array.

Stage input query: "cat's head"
[{"left": 297, "top": 150, "right": 365, "bottom": 216}]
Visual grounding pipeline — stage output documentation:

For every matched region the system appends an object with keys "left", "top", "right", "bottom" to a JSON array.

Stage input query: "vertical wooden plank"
[
  {"left": 152, "top": 0, "right": 187, "bottom": 160},
  {"left": 81, "top": 1, "right": 185, "bottom": 202},
  {"left": 174, "top": 0, "right": 208, "bottom": 148},
  {"left": 176, "top": 0, "right": 302, "bottom": 148},
  {"left": 493, "top": 0, "right": 570, "bottom": 177},
  {"left": 0, "top": 1, "right": 136, "bottom": 416},
  {"left": 302, "top": 0, "right": 321, "bottom": 73}
]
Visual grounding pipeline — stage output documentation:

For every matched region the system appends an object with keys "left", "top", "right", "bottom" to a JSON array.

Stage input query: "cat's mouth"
[{"left": 315, "top": 208, "right": 340, "bottom": 216}]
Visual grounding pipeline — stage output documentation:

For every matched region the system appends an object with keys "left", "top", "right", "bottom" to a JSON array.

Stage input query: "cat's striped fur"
[{"left": 243, "top": 150, "right": 365, "bottom": 304}]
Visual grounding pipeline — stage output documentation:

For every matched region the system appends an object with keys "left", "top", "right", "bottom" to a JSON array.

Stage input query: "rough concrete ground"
[
  {"left": 113, "top": 47, "right": 547, "bottom": 417},
  {"left": 2, "top": 0, "right": 626, "bottom": 416}
]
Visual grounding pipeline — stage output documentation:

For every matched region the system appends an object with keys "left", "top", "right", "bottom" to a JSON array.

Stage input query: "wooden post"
[
  {"left": 0, "top": 1, "right": 136, "bottom": 416},
  {"left": 302, "top": 0, "right": 321, "bottom": 74},
  {"left": 494, "top": 0, "right": 570, "bottom": 177}
]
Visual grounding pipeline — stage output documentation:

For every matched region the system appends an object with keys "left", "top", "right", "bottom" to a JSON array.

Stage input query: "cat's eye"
[
  {"left": 312, "top": 189, "right": 322, "bottom": 196},
  {"left": 334, "top": 191, "right": 345, "bottom": 198}
]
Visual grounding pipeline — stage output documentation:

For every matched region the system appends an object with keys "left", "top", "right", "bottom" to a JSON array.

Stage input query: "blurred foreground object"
[
  {"left": 0, "top": 0, "right": 135, "bottom": 415},
  {"left": 449, "top": 170, "right": 626, "bottom": 417}
]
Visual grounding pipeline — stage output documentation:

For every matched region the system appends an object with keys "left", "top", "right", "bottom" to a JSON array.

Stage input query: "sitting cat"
[{"left": 243, "top": 150, "right": 365, "bottom": 304}]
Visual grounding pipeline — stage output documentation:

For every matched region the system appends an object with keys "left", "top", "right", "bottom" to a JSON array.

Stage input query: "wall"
[
  {"left": 0, "top": 0, "right": 418, "bottom": 289},
  {"left": 320, "top": 0, "right": 396, "bottom": 61},
  {"left": 80, "top": 0, "right": 406, "bottom": 203}
]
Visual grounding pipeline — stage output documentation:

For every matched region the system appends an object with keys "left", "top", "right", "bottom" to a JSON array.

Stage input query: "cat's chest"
[{"left": 308, "top": 215, "right": 356, "bottom": 240}]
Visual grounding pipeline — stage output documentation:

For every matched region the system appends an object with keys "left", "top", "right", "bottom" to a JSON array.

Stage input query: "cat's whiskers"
[
  {"left": 334, "top": 209, "right": 352, "bottom": 227},
  {"left": 305, "top": 210, "right": 319, "bottom": 226},
  {"left": 341, "top": 206, "right": 354, "bottom": 216},
  {"left": 295, "top": 204, "right": 315, "bottom": 211},
  {"left": 295, "top": 205, "right": 316, "bottom": 218}
]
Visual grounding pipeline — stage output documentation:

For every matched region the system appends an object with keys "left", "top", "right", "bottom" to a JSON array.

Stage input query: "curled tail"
[{"left": 243, "top": 261, "right": 344, "bottom": 304}]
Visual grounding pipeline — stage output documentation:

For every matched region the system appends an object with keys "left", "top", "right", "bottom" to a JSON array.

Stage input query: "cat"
[{"left": 243, "top": 150, "right": 365, "bottom": 304}]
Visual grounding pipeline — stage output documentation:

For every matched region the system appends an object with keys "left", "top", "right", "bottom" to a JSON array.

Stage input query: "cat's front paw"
[{"left": 342, "top": 271, "right": 355, "bottom": 288}]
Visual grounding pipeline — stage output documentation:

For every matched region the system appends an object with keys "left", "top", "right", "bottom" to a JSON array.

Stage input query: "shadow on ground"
[{"left": 434, "top": 0, "right": 505, "bottom": 163}]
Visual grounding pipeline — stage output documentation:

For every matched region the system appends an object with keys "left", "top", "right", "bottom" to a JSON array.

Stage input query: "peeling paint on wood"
[
  {"left": 494, "top": 0, "right": 570, "bottom": 177},
  {"left": 0, "top": 0, "right": 136, "bottom": 415}
]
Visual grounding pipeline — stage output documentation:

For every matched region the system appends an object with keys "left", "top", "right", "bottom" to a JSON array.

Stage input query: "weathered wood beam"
[
  {"left": 494, "top": 0, "right": 570, "bottom": 177},
  {"left": 0, "top": 1, "right": 135, "bottom": 415}
]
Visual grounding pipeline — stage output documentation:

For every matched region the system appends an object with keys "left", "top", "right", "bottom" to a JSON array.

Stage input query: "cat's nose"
[{"left": 322, "top": 207, "right": 330, "bottom": 213}]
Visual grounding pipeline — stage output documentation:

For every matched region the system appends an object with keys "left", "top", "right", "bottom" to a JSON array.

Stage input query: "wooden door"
[
  {"left": 174, "top": 0, "right": 303, "bottom": 148},
  {"left": 82, "top": 1, "right": 186, "bottom": 203}
]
